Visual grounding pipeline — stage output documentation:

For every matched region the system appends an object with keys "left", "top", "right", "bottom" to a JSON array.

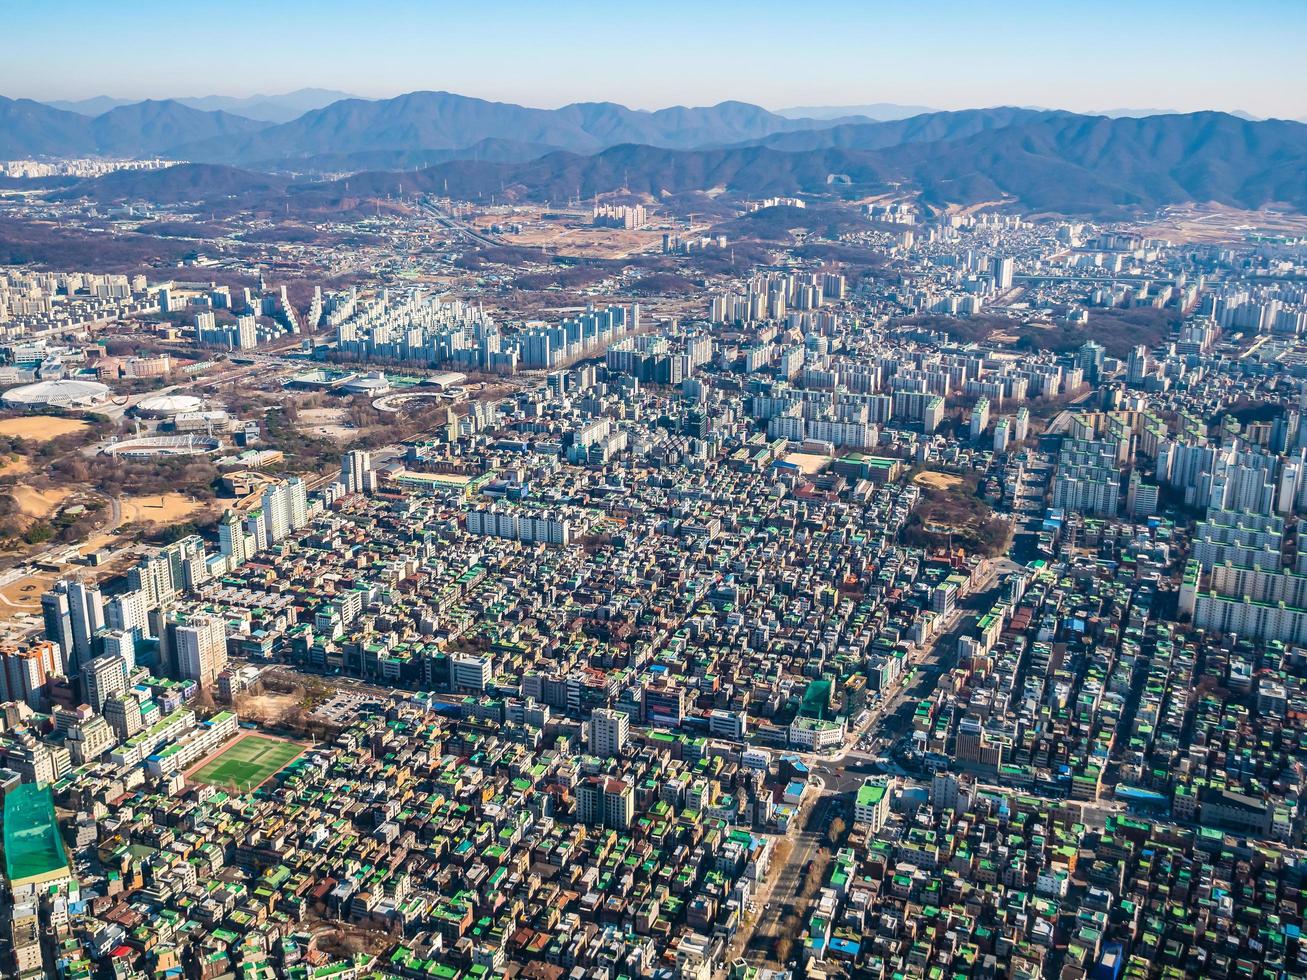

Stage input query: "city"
[{"left": 1, "top": 4, "right": 1306, "bottom": 980}]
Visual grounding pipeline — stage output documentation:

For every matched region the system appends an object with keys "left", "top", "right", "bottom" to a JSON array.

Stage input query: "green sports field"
[{"left": 189, "top": 734, "right": 303, "bottom": 791}]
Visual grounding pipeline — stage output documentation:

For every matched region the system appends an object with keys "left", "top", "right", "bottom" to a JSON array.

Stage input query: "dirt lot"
[
  {"left": 469, "top": 209, "right": 667, "bottom": 259},
  {"left": 236, "top": 690, "right": 305, "bottom": 725},
  {"left": 1131, "top": 203, "right": 1307, "bottom": 244},
  {"left": 10, "top": 486, "right": 70, "bottom": 520},
  {"left": 913, "top": 471, "right": 965, "bottom": 491},
  {"left": 119, "top": 493, "right": 205, "bottom": 526},
  {"left": 0, "top": 456, "right": 31, "bottom": 476},
  {"left": 77, "top": 493, "right": 210, "bottom": 563},
  {"left": 0, "top": 416, "right": 89, "bottom": 441},
  {"left": 783, "top": 452, "right": 830, "bottom": 475},
  {"left": 297, "top": 407, "right": 360, "bottom": 443},
  {"left": 509, "top": 225, "right": 664, "bottom": 259},
  {"left": 0, "top": 570, "right": 57, "bottom": 614}
]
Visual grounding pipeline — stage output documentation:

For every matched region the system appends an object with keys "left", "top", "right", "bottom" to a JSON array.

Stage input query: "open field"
[
  {"left": 913, "top": 471, "right": 965, "bottom": 491},
  {"left": 188, "top": 733, "right": 304, "bottom": 791},
  {"left": 783, "top": 452, "right": 830, "bottom": 475},
  {"left": 0, "top": 456, "right": 32, "bottom": 476},
  {"left": 233, "top": 690, "right": 303, "bottom": 727},
  {"left": 70, "top": 493, "right": 209, "bottom": 571},
  {"left": 1131, "top": 204, "right": 1307, "bottom": 244},
  {"left": 297, "top": 407, "right": 360, "bottom": 443},
  {"left": 119, "top": 493, "right": 205, "bottom": 526},
  {"left": 10, "top": 486, "right": 70, "bottom": 520},
  {"left": 468, "top": 212, "right": 666, "bottom": 259},
  {"left": 0, "top": 416, "right": 89, "bottom": 441}
]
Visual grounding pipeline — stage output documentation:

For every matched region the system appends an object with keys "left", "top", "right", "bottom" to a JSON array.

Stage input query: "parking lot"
[{"left": 311, "top": 690, "right": 385, "bottom": 724}]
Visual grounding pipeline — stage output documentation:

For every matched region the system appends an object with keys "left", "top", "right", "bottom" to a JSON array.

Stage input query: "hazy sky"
[{"left": 3, "top": 0, "right": 1304, "bottom": 118}]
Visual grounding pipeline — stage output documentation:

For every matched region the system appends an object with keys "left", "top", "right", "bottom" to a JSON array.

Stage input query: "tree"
[
  {"left": 22, "top": 522, "right": 54, "bottom": 545},
  {"left": 827, "top": 817, "right": 847, "bottom": 845},
  {"left": 774, "top": 937, "right": 793, "bottom": 964}
]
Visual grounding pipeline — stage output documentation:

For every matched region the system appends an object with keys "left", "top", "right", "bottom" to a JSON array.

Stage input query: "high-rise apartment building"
[
  {"left": 43, "top": 580, "right": 104, "bottom": 684},
  {"left": 588, "top": 707, "right": 629, "bottom": 758},
  {"left": 218, "top": 509, "right": 248, "bottom": 564},
  {"left": 174, "top": 615, "right": 228, "bottom": 688},
  {"left": 576, "top": 777, "right": 634, "bottom": 830},
  {"left": 83, "top": 654, "right": 128, "bottom": 712},
  {"left": 0, "top": 643, "right": 60, "bottom": 709},
  {"left": 990, "top": 256, "right": 1014, "bottom": 290},
  {"left": 103, "top": 693, "right": 144, "bottom": 740},
  {"left": 342, "top": 450, "right": 374, "bottom": 494}
]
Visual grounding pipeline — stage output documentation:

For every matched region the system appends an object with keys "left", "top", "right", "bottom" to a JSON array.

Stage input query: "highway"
[{"left": 419, "top": 201, "right": 507, "bottom": 249}]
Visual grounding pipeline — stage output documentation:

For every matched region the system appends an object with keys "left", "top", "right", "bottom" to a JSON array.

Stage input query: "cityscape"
[{"left": 1, "top": 4, "right": 1307, "bottom": 980}]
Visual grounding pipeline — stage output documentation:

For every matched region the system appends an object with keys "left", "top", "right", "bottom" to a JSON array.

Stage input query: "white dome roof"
[
  {"left": 136, "top": 394, "right": 204, "bottom": 416},
  {"left": 1, "top": 379, "right": 111, "bottom": 408}
]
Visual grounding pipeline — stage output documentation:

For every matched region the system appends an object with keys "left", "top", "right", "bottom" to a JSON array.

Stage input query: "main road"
[{"left": 728, "top": 566, "right": 1011, "bottom": 969}]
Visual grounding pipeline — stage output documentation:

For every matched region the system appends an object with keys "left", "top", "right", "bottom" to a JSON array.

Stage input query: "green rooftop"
[
  {"left": 857, "top": 780, "right": 888, "bottom": 809},
  {"left": 4, "top": 783, "right": 70, "bottom": 886}
]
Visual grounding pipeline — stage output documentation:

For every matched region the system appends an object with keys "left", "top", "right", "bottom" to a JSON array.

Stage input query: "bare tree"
[
  {"left": 774, "top": 937, "right": 793, "bottom": 964},
  {"left": 827, "top": 817, "right": 847, "bottom": 845}
]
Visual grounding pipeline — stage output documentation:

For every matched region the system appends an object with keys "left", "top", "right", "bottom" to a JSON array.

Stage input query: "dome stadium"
[
  {"left": 1, "top": 379, "right": 112, "bottom": 410},
  {"left": 134, "top": 394, "right": 204, "bottom": 418}
]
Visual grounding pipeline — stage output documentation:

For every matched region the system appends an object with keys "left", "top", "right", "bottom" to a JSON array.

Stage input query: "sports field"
[{"left": 188, "top": 734, "right": 303, "bottom": 791}]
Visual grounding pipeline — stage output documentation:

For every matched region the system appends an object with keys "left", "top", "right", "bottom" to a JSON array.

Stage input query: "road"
[
  {"left": 723, "top": 566, "right": 1013, "bottom": 971},
  {"left": 738, "top": 790, "right": 839, "bottom": 967},
  {"left": 420, "top": 201, "right": 506, "bottom": 249},
  {"left": 248, "top": 552, "right": 1082, "bottom": 976}
]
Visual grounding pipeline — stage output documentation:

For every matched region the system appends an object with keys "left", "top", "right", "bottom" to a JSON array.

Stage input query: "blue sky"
[{"left": 3, "top": 0, "right": 1303, "bottom": 118}]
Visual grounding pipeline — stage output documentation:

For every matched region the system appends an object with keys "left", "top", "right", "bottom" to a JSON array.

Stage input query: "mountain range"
[
  {"left": 779, "top": 103, "right": 1278, "bottom": 122},
  {"left": 45, "top": 88, "right": 357, "bottom": 123},
  {"left": 0, "top": 97, "right": 269, "bottom": 158},
  {"left": 5, "top": 91, "right": 869, "bottom": 167},
  {"left": 164, "top": 91, "right": 877, "bottom": 169},
  {"left": 774, "top": 103, "right": 935, "bottom": 122},
  {"left": 6, "top": 90, "right": 1307, "bottom": 218}
]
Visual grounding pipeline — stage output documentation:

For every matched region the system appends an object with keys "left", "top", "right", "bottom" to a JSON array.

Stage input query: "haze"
[{"left": 3, "top": 0, "right": 1305, "bottom": 120}]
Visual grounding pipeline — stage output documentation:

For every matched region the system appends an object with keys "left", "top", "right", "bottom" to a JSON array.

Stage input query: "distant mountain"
[
  {"left": 45, "top": 109, "right": 1307, "bottom": 220},
  {"left": 0, "top": 98, "right": 99, "bottom": 157},
  {"left": 776, "top": 103, "right": 934, "bottom": 121},
  {"left": 305, "top": 111, "right": 1307, "bottom": 217},
  {"left": 0, "top": 97, "right": 270, "bottom": 158},
  {"left": 1089, "top": 107, "right": 1180, "bottom": 118},
  {"left": 168, "top": 91, "right": 871, "bottom": 167},
  {"left": 888, "top": 111, "right": 1307, "bottom": 213},
  {"left": 732, "top": 108, "right": 1069, "bottom": 152},
  {"left": 86, "top": 101, "right": 270, "bottom": 155},
  {"left": 172, "top": 88, "right": 360, "bottom": 123},
  {"left": 241, "top": 137, "right": 566, "bottom": 174},
  {"left": 45, "top": 96, "right": 136, "bottom": 116},
  {"left": 46, "top": 88, "right": 359, "bottom": 123}
]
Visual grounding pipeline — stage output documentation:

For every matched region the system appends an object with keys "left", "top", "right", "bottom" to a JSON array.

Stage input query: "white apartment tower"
[
  {"left": 175, "top": 615, "right": 229, "bottom": 688},
  {"left": 342, "top": 450, "right": 374, "bottom": 495},
  {"left": 588, "top": 707, "right": 630, "bottom": 758}
]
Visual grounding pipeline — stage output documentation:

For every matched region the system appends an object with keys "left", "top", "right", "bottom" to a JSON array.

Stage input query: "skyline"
[{"left": 2, "top": 0, "right": 1305, "bottom": 119}]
